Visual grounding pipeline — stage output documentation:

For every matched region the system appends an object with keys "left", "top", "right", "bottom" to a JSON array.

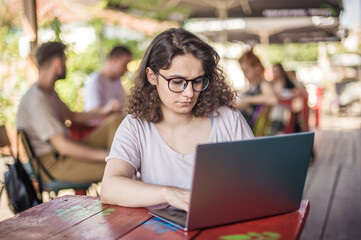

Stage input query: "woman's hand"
[{"left": 164, "top": 186, "right": 190, "bottom": 212}]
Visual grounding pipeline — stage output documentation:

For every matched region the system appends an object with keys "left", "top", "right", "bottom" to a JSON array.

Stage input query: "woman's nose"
[{"left": 182, "top": 82, "right": 194, "bottom": 97}]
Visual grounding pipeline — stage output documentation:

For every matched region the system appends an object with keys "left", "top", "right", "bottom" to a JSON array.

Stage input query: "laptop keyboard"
[{"left": 168, "top": 209, "right": 187, "bottom": 221}]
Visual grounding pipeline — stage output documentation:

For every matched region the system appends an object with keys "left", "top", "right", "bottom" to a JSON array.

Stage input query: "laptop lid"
[
  {"left": 186, "top": 132, "right": 314, "bottom": 230},
  {"left": 150, "top": 132, "right": 314, "bottom": 231}
]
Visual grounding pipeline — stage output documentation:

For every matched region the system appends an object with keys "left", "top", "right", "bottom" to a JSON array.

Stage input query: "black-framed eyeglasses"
[{"left": 153, "top": 70, "right": 209, "bottom": 93}]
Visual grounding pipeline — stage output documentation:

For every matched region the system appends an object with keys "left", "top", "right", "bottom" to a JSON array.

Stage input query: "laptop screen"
[{"left": 150, "top": 132, "right": 314, "bottom": 231}]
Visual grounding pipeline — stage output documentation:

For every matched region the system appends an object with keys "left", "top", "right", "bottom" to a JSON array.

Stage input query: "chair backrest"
[
  {"left": 2, "top": 127, "right": 42, "bottom": 211},
  {"left": 17, "top": 130, "right": 39, "bottom": 179},
  {"left": 17, "top": 129, "right": 55, "bottom": 183},
  {"left": 0, "top": 126, "right": 10, "bottom": 148},
  {"left": 17, "top": 130, "right": 36, "bottom": 161},
  {"left": 11, "top": 130, "right": 90, "bottom": 196},
  {"left": 0, "top": 125, "right": 14, "bottom": 158}
]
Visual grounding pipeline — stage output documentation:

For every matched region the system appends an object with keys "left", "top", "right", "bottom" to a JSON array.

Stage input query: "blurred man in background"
[
  {"left": 16, "top": 42, "right": 123, "bottom": 184},
  {"left": 84, "top": 46, "right": 132, "bottom": 114}
]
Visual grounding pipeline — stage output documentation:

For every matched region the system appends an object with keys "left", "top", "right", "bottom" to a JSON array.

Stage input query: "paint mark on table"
[
  {"left": 142, "top": 217, "right": 179, "bottom": 234},
  {"left": 219, "top": 232, "right": 281, "bottom": 240},
  {"left": 55, "top": 202, "right": 115, "bottom": 221}
]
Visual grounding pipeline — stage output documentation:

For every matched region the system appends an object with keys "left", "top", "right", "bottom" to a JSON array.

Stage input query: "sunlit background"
[{"left": 1, "top": 0, "right": 361, "bottom": 227}]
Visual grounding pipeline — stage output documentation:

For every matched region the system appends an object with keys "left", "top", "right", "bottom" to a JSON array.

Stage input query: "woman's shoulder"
[
  {"left": 215, "top": 106, "right": 242, "bottom": 120},
  {"left": 212, "top": 106, "right": 254, "bottom": 139},
  {"left": 120, "top": 114, "right": 152, "bottom": 131},
  {"left": 122, "top": 114, "right": 148, "bottom": 124}
]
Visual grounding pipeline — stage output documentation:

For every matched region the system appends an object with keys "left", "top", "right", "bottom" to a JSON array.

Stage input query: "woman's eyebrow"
[{"left": 168, "top": 74, "right": 205, "bottom": 79}]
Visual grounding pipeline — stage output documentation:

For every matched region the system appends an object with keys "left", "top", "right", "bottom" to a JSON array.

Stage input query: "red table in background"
[
  {"left": 68, "top": 124, "right": 97, "bottom": 141},
  {"left": 278, "top": 95, "right": 310, "bottom": 133},
  {"left": 0, "top": 195, "right": 310, "bottom": 240}
]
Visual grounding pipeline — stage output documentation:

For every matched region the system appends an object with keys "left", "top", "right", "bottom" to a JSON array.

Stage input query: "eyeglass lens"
[{"left": 168, "top": 77, "right": 209, "bottom": 92}]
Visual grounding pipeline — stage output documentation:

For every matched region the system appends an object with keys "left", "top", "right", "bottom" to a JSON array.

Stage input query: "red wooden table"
[{"left": 0, "top": 195, "right": 309, "bottom": 240}]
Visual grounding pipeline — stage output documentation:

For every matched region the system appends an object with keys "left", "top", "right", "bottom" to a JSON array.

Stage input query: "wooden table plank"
[
  {"left": 48, "top": 204, "right": 151, "bottom": 240},
  {"left": 313, "top": 130, "right": 339, "bottom": 165},
  {"left": 194, "top": 200, "right": 309, "bottom": 240},
  {"left": 120, "top": 217, "right": 200, "bottom": 240},
  {"left": 0, "top": 197, "right": 310, "bottom": 240},
  {"left": 303, "top": 130, "right": 336, "bottom": 197},
  {"left": 301, "top": 130, "right": 361, "bottom": 240},
  {"left": 322, "top": 165, "right": 361, "bottom": 239},
  {"left": 353, "top": 130, "right": 361, "bottom": 170},
  {"left": 0, "top": 195, "right": 103, "bottom": 240},
  {"left": 312, "top": 130, "right": 361, "bottom": 240},
  {"left": 330, "top": 132, "right": 353, "bottom": 166},
  {"left": 301, "top": 164, "right": 339, "bottom": 240},
  {"left": 301, "top": 130, "right": 343, "bottom": 240}
]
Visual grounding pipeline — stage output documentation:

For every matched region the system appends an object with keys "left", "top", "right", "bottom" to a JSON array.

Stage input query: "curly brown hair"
[{"left": 127, "top": 28, "right": 235, "bottom": 123}]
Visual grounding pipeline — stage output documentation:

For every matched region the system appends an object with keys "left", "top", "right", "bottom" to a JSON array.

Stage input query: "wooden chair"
[
  {"left": 0, "top": 125, "right": 38, "bottom": 208},
  {"left": 17, "top": 129, "right": 92, "bottom": 199},
  {"left": 0, "top": 125, "right": 13, "bottom": 156},
  {"left": 0, "top": 125, "right": 14, "bottom": 204}
]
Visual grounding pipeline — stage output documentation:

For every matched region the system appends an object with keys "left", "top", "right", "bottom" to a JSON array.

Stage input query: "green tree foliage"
[
  {"left": 53, "top": 18, "right": 145, "bottom": 112},
  {"left": 0, "top": 1, "right": 26, "bottom": 126},
  {"left": 267, "top": 43, "right": 319, "bottom": 65},
  {"left": 55, "top": 44, "right": 101, "bottom": 112},
  {"left": 42, "top": 17, "right": 62, "bottom": 41},
  {"left": 0, "top": 1, "right": 22, "bottom": 64}
]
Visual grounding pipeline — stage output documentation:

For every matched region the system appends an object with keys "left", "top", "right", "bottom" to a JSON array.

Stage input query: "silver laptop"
[{"left": 149, "top": 132, "right": 314, "bottom": 231}]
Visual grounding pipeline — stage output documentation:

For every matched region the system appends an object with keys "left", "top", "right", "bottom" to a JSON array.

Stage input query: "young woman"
[
  {"left": 101, "top": 28, "right": 254, "bottom": 212},
  {"left": 233, "top": 50, "right": 277, "bottom": 131},
  {"left": 271, "top": 63, "right": 308, "bottom": 133}
]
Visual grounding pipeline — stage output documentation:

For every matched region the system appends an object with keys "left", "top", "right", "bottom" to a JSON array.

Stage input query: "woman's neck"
[
  {"left": 158, "top": 109, "right": 195, "bottom": 129},
  {"left": 155, "top": 107, "right": 211, "bottom": 155}
]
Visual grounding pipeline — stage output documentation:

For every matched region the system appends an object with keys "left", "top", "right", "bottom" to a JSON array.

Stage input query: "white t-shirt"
[
  {"left": 107, "top": 106, "right": 254, "bottom": 189},
  {"left": 84, "top": 72, "right": 126, "bottom": 111}
]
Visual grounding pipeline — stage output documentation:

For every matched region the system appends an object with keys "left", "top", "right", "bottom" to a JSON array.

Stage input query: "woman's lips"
[{"left": 180, "top": 101, "right": 192, "bottom": 106}]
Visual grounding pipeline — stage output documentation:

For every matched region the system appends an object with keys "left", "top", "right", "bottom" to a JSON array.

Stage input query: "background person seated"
[
  {"left": 271, "top": 63, "right": 309, "bottom": 134},
  {"left": 84, "top": 46, "right": 132, "bottom": 114},
  {"left": 16, "top": 42, "right": 123, "bottom": 184},
  {"left": 233, "top": 50, "right": 277, "bottom": 135}
]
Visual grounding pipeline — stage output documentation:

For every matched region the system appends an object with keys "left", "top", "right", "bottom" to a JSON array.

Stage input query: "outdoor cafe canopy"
[
  {"left": 20, "top": 0, "right": 345, "bottom": 46},
  {"left": 178, "top": 0, "right": 343, "bottom": 18},
  {"left": 177, "top": 0, "right": 344, "bottom": 44},
  {"left": 183, "top": 16, "right": 343, "bottom": 44}
]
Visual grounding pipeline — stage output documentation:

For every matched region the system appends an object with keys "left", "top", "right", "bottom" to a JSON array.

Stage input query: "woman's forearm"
[{"left": 101, "top": 175, "right": 168, "bottom": 208}]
